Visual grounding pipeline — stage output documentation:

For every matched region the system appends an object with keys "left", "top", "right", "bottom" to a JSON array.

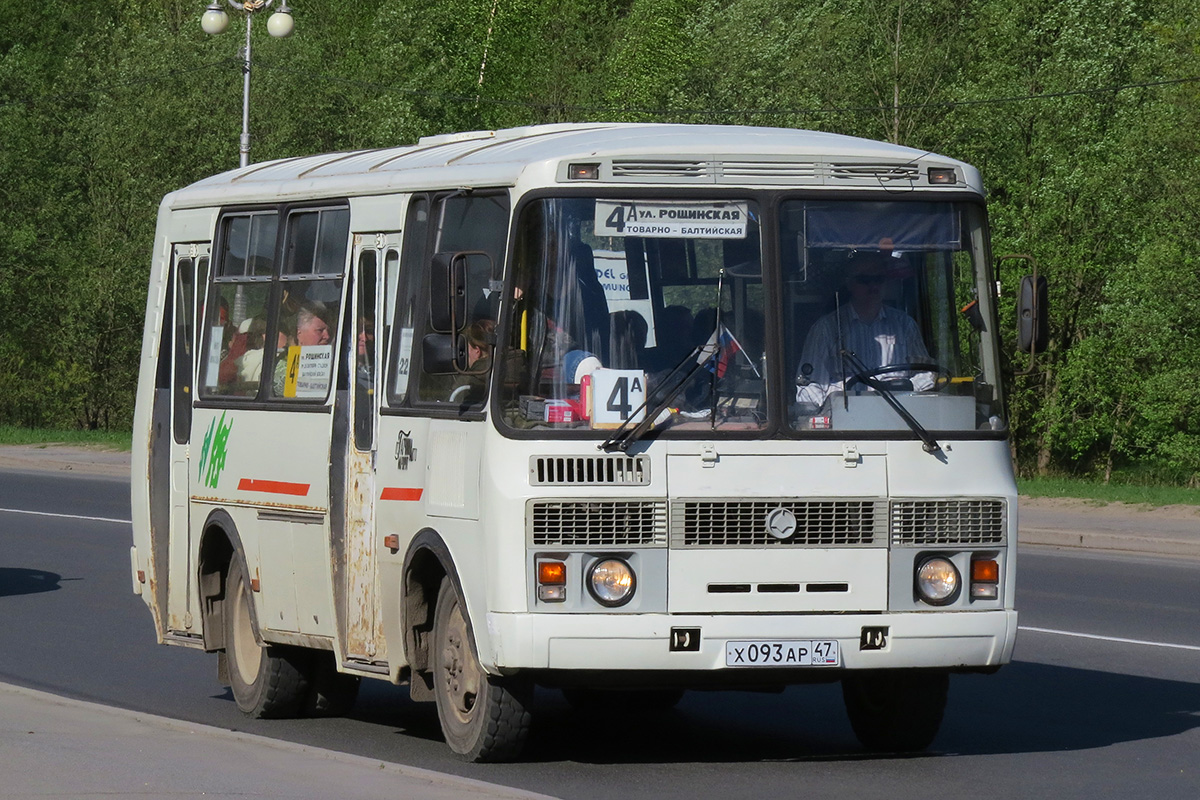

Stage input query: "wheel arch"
[
  {"left": 401, "top": 528, "right": 474, "bottom": 701},
  {"left": 196, "top": 508, "right": 257, "bottom": 653}
]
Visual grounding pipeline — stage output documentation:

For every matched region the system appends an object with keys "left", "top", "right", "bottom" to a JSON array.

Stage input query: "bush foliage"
[{"left": 2, "top": 0, "right": 1198, "bottom": 483}]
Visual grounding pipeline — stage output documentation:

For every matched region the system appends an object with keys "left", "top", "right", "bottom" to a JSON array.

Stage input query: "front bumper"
[{"left": 484, "top": 609, "right": 1018, "bottom": 674}]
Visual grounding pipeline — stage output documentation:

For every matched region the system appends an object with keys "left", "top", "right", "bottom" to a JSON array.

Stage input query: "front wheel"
[
  {"left": 223, "top": 558, "right": 310, "bottom": 719},
  {"left": 841, "top": 670, "right": 948, "bottom": 752},
  {"left": 431, "top": 578, "right": 532, "bottom": 762}
]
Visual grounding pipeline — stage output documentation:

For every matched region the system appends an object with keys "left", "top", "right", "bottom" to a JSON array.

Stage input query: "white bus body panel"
[{"left": 190, "top": 405, "right": 336, "bottom": 640}]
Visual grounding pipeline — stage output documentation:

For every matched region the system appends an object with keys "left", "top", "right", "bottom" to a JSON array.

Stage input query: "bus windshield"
[
  {"left": 497, "top": 195, "right": 1003, "bottom": 437},
  {"left": 782, "top": 199, "right": 1003, "bottom": 435}
]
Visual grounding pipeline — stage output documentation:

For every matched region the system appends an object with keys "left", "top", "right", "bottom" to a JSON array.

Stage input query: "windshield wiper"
[
  {"left": 841, "top": 350, "right": 942, "bottom": 455},
  {"left": 599, "top": 338, "right": 719, "bottom": 453},
  {"left": 602, "top": 270, "right": 728, "bottom": 453}
]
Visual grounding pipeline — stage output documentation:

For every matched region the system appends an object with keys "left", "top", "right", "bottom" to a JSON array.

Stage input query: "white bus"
[{"left": 131, "top": 123, "right": 1020, "bottom": 761}]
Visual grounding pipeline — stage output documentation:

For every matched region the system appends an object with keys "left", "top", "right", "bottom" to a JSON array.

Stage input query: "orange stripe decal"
[
  {"left": 381, "top": 487, "right": 423, "bottom": 502},
  {"left": 238, "top": 478, "right": 311, "bottom": 497}
]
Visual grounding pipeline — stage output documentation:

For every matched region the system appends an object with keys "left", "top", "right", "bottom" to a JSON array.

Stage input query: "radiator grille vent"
[
  {"left": 672, "top": 499, "right": 882, "bottom": 548},
  {"left": 529, "top": 500, "right": 667, "bottom": 547},
  {"left": 529, "top": 455, "right": 650, "bottom": 486},
  {"left": 890, "top": 499, "right": 1007, "bottom": 546}
]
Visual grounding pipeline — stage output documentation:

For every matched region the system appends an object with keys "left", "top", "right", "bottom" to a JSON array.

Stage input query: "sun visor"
[{"left": 805, "top": 202, "right": 960, "bottom": 250}]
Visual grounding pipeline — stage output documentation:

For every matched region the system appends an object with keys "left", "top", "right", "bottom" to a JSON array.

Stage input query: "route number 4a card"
[{"left": 589, "top": 369, "right": 647, "bottom": 429}]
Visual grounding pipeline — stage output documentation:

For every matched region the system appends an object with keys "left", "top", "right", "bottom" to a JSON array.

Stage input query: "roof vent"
[
  {"left": 718, "top": 161, "right": 819, "bottom": 183},
  {"left": 611, "top": 160, "right": 711, "bottom": 181},
  {"left": 830, "top": 163, "right": 919, "bottom": 182}
]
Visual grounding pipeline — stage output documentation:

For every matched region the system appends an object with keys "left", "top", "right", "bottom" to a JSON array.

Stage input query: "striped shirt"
[{"left": 796, "top": 305, "right": 932, "bottom": 406}]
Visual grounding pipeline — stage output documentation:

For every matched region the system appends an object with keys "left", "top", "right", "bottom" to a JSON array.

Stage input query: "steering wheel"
[{"left": 844, "top": 362, "right": 946, "bottom": 392}]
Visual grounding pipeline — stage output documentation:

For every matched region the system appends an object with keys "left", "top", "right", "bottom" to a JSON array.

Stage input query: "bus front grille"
[
  {"left": 671, "top": 500, "right": 882, "bottom": 548},
  {"left": 890, "top": 499, "right": 1007, "bottom": 546},
  {"left": 529, "top": 455, "right": 650, "bottom": 486},
  {"left": 528, "top": 500, "right": 668, "bottom": 547}
]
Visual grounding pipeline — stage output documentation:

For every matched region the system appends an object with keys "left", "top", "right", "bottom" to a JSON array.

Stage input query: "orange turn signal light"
[
  {"left": 538, "top": 561, "right": 566, "bottom": 585},
  {"left": 971, "top": 559, "right": 999, "bottom": 583},
  {"left": 567, "top": 162, "right": 600, "bottom": 180},
  {"left": 928, "top": 167, "right": 957, "bottom": 184}
]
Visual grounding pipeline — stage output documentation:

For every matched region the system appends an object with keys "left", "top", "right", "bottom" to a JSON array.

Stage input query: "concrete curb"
[
  {"left": 1019, "top": 527, "right": 1200, "bottom": 560},
  {"left": 0, "top": 681, "right": 557, "bottom": 800}
]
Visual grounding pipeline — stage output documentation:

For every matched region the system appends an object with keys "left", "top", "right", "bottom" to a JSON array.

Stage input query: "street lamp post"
[{"left": 201, "top": 1, "right": 295, "bottom": 168}]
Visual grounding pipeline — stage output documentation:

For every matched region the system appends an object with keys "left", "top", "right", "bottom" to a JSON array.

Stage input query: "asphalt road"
[{"left": 1, "top": 467, "right": 1197, "bottom": 799}]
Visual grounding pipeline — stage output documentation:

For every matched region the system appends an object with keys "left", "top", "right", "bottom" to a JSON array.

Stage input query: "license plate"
[{"left": 725, "top": 639, "right": 840, "bottom": 667}]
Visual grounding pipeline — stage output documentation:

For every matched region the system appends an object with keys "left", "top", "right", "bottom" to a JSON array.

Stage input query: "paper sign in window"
[{"left": 283, "top": 345, "right": 333, "bottom": 398}]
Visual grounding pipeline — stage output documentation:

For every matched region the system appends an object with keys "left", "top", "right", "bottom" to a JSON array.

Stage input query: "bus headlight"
[
  {"left": 587, "top": 558, "right": 636, "bottom": 607},
  {"left": 915, "top": 557, "right": 960, "bottom": 606}
]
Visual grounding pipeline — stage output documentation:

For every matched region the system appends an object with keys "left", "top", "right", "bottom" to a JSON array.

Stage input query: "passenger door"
[
  {"left": 333, "top": 233, "right": 399, "bottom": 664},
  {"left": 165, "top": 243, "right": 208, "bottom": 635}
]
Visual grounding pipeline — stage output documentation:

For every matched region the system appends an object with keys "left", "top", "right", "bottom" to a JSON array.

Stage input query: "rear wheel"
[
  {"left": 223, "top": 559, "right": 309, "bottom": 718},
  {"left": 431, "top": 578, "right": 532, "bottom": 762},
  {"left": 841, "top": 670, "right": 948, "bottom": 752}
]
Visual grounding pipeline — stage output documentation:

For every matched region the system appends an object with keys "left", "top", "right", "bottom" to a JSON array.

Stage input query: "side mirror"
[
  {"left": 421, "top": 332, "right": 466, "bottom": 374},
  {"left": 429, "top": 252, "right": 467, "bottom": 333},
  {"left": 1018, "top": 274, "right": 1048, "bottom": 354}
]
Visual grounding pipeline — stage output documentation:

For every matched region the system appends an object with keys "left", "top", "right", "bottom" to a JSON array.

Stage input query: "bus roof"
[{"left": 165, "top": 123, "right": 983, "bottom": 209}]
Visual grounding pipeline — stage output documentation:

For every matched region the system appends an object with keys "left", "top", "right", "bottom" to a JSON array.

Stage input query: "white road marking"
[
  {"left": 0, "top": 507, "right": 131, "bottom": 525},
  {"left": 1019, "top": 625, "right": 1200, "bottom": 652}
]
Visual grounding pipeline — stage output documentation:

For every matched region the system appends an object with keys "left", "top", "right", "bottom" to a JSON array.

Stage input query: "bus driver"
[{"left": 795, "top": 250, "right": 934, "bottom": 408}]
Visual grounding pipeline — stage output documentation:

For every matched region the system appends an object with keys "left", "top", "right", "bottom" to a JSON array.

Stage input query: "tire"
[
  {"left": 841, "top": 669, "right": 949, "bottom": 753},
  {"left": 562, "top": 687, "right": 685, "bottom": 713},
  {"left": 431, "top": 578, "right": 532, "bottom": 762},
  {"left": 223, "top": 559, "right": 310, "bottom": 719},
  {"left": 304, "top": 653, "right": 361, "bottom": 717}
]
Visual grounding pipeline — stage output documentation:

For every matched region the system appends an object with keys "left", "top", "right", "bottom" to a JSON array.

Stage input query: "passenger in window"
[
  {"left": 296, "top": 301, "right": 332, "bottom": 347},
  {"left": 795, "top": 250, "right": 933, "bottom": 409},
  {"left": 448, "top": 319, "right": 495, "bottom": 403},
  {"left": 235, "top": 318, "right": 270, "bottom": 383},
  {"left": 608, "top": 310, "right": 648, "bottom": 370},
  {"left": 216, "top": 297, "right": 245, "bottom": 386},
  {"left": 356, "top": 315, "right": 375, "bottom": 389},
  {"left": 272, "top": 301, "right": 332, "bottom": 396}
]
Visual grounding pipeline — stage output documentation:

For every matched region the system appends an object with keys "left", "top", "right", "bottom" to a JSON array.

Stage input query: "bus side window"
[
  {"left": 388, "top": 196, "right": 429, "bottom": 406},
  {"left": 201, "top": 211, "right": 278, "bottom": 399},
  {"left": 415, "top": 192, "right": 510, "bottom": 408},
  {"left": 353, "top": 250, "right": 377, "bottom": 451},
  {"left": 268, "top": 207, "right": 349, "bottom": 402}
]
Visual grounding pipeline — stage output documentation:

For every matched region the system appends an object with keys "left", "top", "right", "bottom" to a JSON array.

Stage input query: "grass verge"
[
  {"left": 0, "top": 426, "right": 132, "bottom": 451},
  {"left": 1018, "top": 476, "right": 1200, "bottom": 508}
]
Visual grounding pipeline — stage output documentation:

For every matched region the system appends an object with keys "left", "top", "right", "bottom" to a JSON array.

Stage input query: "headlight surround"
[
  {"left": 915, "top": 556, "right": 960, "bottom": 606},
  {"left": 587, "top": 558, "right": 636, "bottom": 607}
]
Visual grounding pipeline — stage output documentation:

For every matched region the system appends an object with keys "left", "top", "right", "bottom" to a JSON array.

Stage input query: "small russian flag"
[{"left": 698, "top": 324, "right": 759, "bottom": 378}]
